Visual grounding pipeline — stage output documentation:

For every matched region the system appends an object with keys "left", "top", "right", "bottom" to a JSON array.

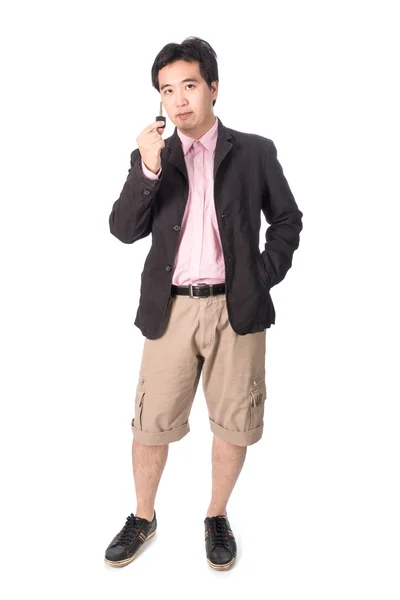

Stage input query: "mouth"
[{"left": 177, "top": 112, "right": 192, "bottom": 118}]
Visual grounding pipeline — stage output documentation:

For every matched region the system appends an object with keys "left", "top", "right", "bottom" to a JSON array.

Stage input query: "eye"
[{"left": 164, "top": 84, "right": 195, "bottom": 95}]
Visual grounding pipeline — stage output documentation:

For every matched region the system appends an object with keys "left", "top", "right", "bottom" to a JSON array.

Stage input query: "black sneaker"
[
  {"left": 104, "top": 511, "right": 157, "bottom": 567},
  {"left": 204, "top": 515, "right": 237, "bottom": 570}
]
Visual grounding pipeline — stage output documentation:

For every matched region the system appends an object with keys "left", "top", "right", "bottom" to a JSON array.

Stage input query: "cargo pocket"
[
  {"left": 249, "top": 374, "right": 266, "bottom": 430},
  {"left": 133, "top": 376, "right": 145, "bottom": 431}
]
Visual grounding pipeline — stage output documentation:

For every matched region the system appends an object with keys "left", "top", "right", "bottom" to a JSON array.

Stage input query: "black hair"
[{"left": 151, "top": 36, "right": 219, "bottom": 107}]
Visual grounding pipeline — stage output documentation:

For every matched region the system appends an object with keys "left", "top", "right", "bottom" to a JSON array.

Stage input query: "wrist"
[{"left": 142, "top": 160, "right": 160, "bottom": 175}]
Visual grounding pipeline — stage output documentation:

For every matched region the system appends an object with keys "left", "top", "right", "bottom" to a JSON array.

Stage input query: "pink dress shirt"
[{"left": 141, "top": 116, "right": 225, "bottom": 286}]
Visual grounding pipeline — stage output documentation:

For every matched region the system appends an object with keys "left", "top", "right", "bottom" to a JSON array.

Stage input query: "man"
[{"left": 105, "top": 37, "right": 303, "bottom": 570}]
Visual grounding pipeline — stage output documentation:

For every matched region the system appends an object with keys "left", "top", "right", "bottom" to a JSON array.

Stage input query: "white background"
[{"left": 1, "top": 0, "right": 399, "bottom": 598}]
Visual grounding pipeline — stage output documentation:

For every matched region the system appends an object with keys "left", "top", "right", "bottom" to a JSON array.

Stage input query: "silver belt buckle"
[{"left": 189, "top": 282, "right": 212, "bottom": 298}]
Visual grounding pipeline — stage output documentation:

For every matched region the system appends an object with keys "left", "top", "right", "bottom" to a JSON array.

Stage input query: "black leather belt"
[{"left": 171, "top": 282, "right": 226, "bottom": 298}]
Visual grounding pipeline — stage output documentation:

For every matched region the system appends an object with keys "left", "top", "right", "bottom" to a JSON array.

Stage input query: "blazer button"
[
  {"left": 143, "top": 189, "right": 150, "bottom": 195},
  {"left": 166, "top": 265, "right": 172, "bottom": 271},
  {"left": 173, "top": 225, "right": 181, "bottom": 231}
]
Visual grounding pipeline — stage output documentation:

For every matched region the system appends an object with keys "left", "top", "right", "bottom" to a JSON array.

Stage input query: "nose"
[{"left": 175, "top": 93, "right": 188, "bottom": 108}]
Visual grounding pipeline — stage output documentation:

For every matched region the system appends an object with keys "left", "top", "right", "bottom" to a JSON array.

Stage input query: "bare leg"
[
  {"left": 132, "top": 439, "right": 168, "bottom": 521},
  {"left": 206, "top": 435, "right": 247, "bottom": 518}
]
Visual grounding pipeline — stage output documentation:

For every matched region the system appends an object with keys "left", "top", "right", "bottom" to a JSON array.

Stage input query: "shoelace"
[
  {"left": 207, "top": 517, "right": 231, "bottom": 549},
  {"left": 116, "top": 513, "right": 145, "bottom": 546}
]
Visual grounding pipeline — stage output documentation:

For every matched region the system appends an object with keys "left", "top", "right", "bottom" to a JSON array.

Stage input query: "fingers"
[{"left": 141, "top": 120, "right": 166, "bottom": 135}]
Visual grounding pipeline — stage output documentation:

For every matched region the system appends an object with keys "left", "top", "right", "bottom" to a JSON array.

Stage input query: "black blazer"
[{"left": 109, "top": 117, "right": 303, "bottom": 339}]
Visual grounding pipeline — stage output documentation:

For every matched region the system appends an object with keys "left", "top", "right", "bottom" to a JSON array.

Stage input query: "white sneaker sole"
[{"left": 207, "top": 555, "right": 236, "bottom": 570}]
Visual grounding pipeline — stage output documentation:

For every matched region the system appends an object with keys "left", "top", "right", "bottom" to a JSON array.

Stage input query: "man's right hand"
[{"left": 136, "top": 120, "right": 166, "bottom": 174}]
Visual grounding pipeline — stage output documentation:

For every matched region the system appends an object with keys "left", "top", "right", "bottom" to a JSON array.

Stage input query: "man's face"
[{"left": 158, "top": 60, "right": 218, "bottom": 137}]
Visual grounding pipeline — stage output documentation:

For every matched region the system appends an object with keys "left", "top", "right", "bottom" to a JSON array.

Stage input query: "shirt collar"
[{"left": 177, "top": 115, "right": 219, "bottom": 156}]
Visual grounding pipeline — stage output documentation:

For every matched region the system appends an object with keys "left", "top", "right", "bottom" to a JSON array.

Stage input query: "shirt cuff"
[{"left": 141, "top": 159, "right": 162, "bottom": 179}]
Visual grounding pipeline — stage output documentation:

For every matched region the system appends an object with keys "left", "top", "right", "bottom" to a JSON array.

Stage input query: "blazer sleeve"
[
  {"left": 260, "top": 139, "right": 303, "bottom": 289},
  {"left": 109, "top": 148, "right": 163, "bottom": 244}
]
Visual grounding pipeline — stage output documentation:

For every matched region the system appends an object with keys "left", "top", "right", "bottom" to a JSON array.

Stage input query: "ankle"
[
  {"left": 135, "top": 508, "right": 155, "bottom": 522},
  {"left": 206, "top": 507, "right": 227, "bottom": 518}
]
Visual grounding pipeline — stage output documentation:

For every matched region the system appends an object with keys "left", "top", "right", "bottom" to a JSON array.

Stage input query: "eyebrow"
[{"left": 160, "top": 77, "right": 200, "bottom": 91}]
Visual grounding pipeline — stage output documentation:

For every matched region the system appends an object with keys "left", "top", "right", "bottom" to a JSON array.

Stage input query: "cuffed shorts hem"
[
  {"left": 209, "top": 418, "right": 263, "bottom": 446},
  {"left": 131, "top": 420, "right": 190, "bottom": 445}
]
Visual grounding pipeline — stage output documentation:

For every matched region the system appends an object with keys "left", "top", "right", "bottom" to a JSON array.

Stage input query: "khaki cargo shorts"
[{"left": 131, "top": 291, "right": 267, "bottom": 447}]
